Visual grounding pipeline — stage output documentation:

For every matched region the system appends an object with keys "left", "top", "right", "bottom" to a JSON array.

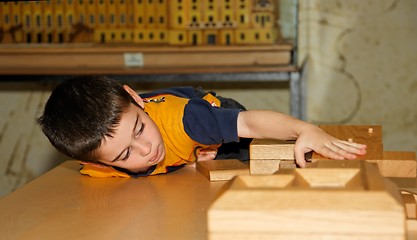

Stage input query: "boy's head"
[{"left": 38, "top": 75, "right": 165, "bottom": 173}]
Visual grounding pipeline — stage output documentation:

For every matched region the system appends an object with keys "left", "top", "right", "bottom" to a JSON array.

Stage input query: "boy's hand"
[
  {"left": 293, "top": 126, "right": 367, "bottom": 167},
  {"left": 197, "top": 149, "right": 218, "bottom": 162}
]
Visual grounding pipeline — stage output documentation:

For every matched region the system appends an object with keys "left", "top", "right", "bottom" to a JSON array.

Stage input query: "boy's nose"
[{"left": 134, "top": 140, "right": 152, "bottom": 156}]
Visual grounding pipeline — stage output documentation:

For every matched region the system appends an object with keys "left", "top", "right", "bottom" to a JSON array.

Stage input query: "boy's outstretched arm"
[{"left": 237, "top": 110, "right": 367, "bottom": 167}]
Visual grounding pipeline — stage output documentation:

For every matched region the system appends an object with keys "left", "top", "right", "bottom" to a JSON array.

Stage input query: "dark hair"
[{"left": 37, "top": 75, "right": 133, "bottom": 162}]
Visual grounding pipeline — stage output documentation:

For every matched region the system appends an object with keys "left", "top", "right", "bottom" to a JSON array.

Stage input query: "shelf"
[
  {"left": 0, "top": 43, "right": 293, "bottom": 75},
  {"left": 0, "top": 42, "right": 304, "bottom": 120}
]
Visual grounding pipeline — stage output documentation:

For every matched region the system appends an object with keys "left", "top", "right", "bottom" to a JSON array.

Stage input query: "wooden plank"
[
  {"left": 249, "top": 139, "right": 295, "bottom": 160},
  {"left": 0, "top": 65, "right": 298, "bottom": 75},
  {"left": 249, "top": 139, "right": 295, "bottom": 174},
  {"left": 196, "top": 159, "right": 249, "bottom": 181},
  {"left": 312, "top": 125, "right": 383, "bottom": 160},
  {"left": 407, "top": 220, "right": 417, "bottom": 240},
  {"left": 250, "top": 132, "right": 414, "bottom": 178},
  {"left": 0, "top": 44, "right": 294, "bottom": 53},
  {"left": 249, "top": 125, "right": 383, "bottom": 164},
  {"left": 249, "top": 159, "right": 281, "bottom": 175},
  {"left": 0, "top": 51, "right": 290, "bottom": 68},
  {"left": 368, "top": 151, "right": 416, "bottom": 178},
  {"left": 0, "top": 161, "right": 227, "bottom": 240},
  {"left": 401, "top": 190, "right": 417, "bottom": 219},
  {"left": 0, "top": 44, "right": 293, "bottom": 74},
  {"left": 389, "top": 177, "right": 417, "bottom": 190},
  {"left": 249, "top": 159, "right": 296, "bottom": 175},
  {"left": 208, "top": 160, "right": 405, "bottom": 240}
]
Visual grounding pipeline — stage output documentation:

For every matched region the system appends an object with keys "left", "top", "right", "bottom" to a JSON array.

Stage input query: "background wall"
[
  {"left": 1, "top": 0, "right": 416, "bottom": 197},
  {"left": 298, "top": 0, "right": 417, "bottom": 152}
]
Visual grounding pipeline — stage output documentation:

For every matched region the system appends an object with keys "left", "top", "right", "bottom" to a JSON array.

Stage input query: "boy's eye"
[
  {"left": 119, "top": 123, "right": 145, "bottom": 162},
  {"left": 135, "top": 123, "right": 145, "bottom": 137},
  {"left": 121, "top": 147, "right": 131, "bottom": 161}
]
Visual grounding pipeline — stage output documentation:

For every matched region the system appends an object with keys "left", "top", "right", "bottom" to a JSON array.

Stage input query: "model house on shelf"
[{"left": 0, "top": 0, "right": 278, "bottom": 46}]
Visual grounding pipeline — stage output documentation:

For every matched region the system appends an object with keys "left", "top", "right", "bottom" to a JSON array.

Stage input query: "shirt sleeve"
[{"left": 183, "top": 98, "right": 240, "bottom": 145}]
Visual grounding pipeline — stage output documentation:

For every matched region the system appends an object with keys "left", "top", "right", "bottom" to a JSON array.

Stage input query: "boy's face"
[{"left": 95, "top": 86, "right": 165, "bottom": 173}]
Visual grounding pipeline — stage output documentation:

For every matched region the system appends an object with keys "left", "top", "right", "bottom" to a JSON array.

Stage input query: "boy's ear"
[{"left": 123, "top": 85, "right": 145, "bottom": 109}]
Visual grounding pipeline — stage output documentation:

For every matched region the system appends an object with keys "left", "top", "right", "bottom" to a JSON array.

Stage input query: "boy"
[{"left": 38, "top": 75, "right": 366, "bottom": 177}]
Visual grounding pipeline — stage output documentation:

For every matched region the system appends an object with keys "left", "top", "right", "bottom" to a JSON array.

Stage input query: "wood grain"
[
  {"left": 249, "top": 159, "right": 296, "bottom": 175},
  {"left": 196, "top": 159, "right": 249, "bottom": 181},
  {"left": 0, "top": 161, "right": 227, "bottom": 240},
  {"left": 368, "top": 151, "right": 416, "bottom": 177},
  {"left": 0, "top": 45, "right": 292, "bottom": 74},
  {"left": 249, "top": 139, "right": 295, "bottom": 160},
  {"left": 407, "top": 220, "right": 417, "bottom": 240},
  {"left": 249, "top": 139, "right": 295, "bottom": 174},
  {"left": 249, "top": 159, "right": 281, "bottom": 175},
  {"left": 402, "top": 190, "right": 417, "bottom": 219},
  {"left": 209, "top": 160, "right": 405, "bottom": 240},
  {"left": 312, "top": 125, "right": 383, "bottom": 160}
]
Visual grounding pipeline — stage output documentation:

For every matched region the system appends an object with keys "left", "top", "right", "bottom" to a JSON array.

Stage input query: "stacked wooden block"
[
  {"left": 249, "top": 139, "right": 296, "bottom": 174},
  {"left": 249, "top": 125, "right": 417, "bottom": 178},
  {"left": 204, "top": 125, "right": 417, "bottom": 239}
]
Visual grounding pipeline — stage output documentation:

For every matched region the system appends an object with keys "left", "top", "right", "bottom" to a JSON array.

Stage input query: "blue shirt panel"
[{"left": 183, "top": 98, "right": 240, "bottom": 145}]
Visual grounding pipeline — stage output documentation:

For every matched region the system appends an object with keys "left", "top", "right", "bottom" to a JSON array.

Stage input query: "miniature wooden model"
[
  {"left": 0, "top": 0, "right": 277, "bottom": 46},
  {"left": 249, "top": 139, "right": 295, "bottom": 174},
  {"left": 208, "top": 160, "right": 406, "bottom": 240},
  {"left": 249, "top": 159, "right": 295, "bottom": 175},
  {"left": 250, "top": 139, "right": 295, "bottom": 160},
  {"left": 249, "top": 125, "right": 417, "bottom": 178},
  {"left": 196, "top": 159, "right": 249, "bottom": 181}
]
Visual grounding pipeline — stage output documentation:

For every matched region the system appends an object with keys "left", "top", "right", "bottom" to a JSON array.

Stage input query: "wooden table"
[
  {"left": 3, "top": 160, "right": 417, "bottom": 240},
  {"left": 0, "top": 161, "right": 226, "bottom": 240}
]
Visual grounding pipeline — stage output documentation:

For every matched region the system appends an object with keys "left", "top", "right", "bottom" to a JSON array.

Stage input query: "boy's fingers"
[
  {"left": 318, "top": 144, "right": 346, "bottom": 160},
  {"left": 294, "top": 149, "right": 307, "bottom": 168},
  {"left": 333, "top": 140, "right": 367, "bottom": 157},
  {"left": 338, "top": 140, "right": 367, "bottom": 149}
]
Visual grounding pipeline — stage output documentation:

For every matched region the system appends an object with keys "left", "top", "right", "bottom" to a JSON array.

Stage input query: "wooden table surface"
[{"left": 0, "top": 161, "right": 227, "bottom": 240}]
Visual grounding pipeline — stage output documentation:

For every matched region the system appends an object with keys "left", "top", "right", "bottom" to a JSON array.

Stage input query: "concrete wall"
[{"left": 298, "top": 0, "right": 417, "bottom": 152}]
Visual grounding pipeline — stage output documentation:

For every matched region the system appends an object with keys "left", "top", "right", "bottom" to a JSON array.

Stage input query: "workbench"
[
  {"left": 1, "top": 160, "right": 417, "bottom": 239},
  {"left": 0, "top": 161, "right": 225, "bottom": 240}
]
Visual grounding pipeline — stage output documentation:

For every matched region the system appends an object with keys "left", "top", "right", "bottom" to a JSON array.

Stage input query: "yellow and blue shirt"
[{"left": 80, "top": 87, "right": 241, "bottom": 177}]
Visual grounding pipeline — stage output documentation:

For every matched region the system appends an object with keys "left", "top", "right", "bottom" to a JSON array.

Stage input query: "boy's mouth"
[{"left": 148, "top": 147, "right": 160, "bottom": 165}]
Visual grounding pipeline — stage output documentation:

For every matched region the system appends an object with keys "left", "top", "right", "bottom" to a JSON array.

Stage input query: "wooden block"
[
  {"left": 407, "top": 219, "right": 417, "bottom": 240},
  {"left": 401, "top": 190, "right": 417, "bottom": 219},
  {"left": 249, "top": 139, "right": 296, "bottom": 175},
  {"left": 389, "top": 177, "right": 417, "bottom": 191},
  {"left": 367, "top": 151, "right": 416, "bottom": 178},
  {"left": 196, "top": 159, "right": 248, "bottom": 181},
  {"left": 279, "top": 160, "right": 297, "bottom": 169},
  {"left": 249, "top": 139, "right": 295, "bottom": 160},
  {"left": 0, "top": 45, "right": 292, "bottom": 74},
  {"left": 208, "top": 160, "right": 405, "bottom": 240},
  {"left": 249, "top": 159, "right": 281, "bottom": 175},
  {"left": 250, "top": 159, "right": 296, "bottom": 175},
  {"left": 312, "top": 125, "right": 383, "bottom": 160}
]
